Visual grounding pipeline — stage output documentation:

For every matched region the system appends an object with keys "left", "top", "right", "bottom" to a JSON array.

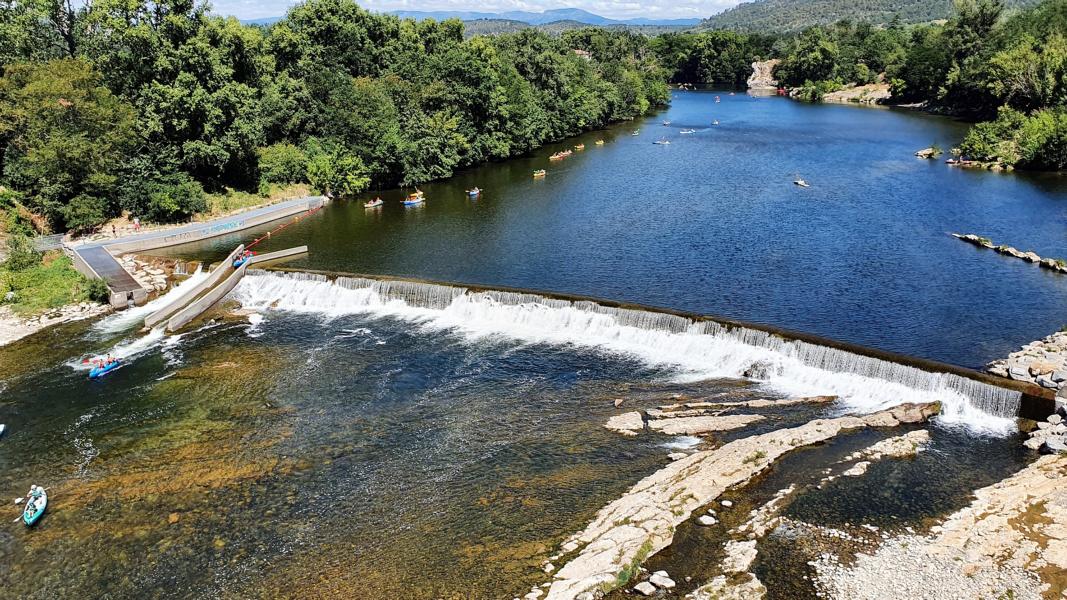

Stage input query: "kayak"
[
  {"left": 89, "top": 360, "right": 121, "bottom": 379},
  {"left": 0, "top": 424, "right": 5, "bottom": 438},
  {"left": 233, "top": 257, "right": 249, "bottom": 268},
  {"left": 466, "top": 188, "right": 481, "bottom": 197},
  {"left": 23, "top": 490, "right": 46, "bottom": 526},
  {"left": 364, "top": 198, "right": 383, "bottom": 208},
  {"left": 402, "top": 197, "right": 424, "bottom": 206}
]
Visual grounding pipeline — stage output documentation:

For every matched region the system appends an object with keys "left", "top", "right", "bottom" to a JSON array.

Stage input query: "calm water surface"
[
  {"left": 166, "top": 89, "right": 1067, "bottom": 369},
  {"left": 1, "top": 91, "right": 1062, "bottom": 598}
]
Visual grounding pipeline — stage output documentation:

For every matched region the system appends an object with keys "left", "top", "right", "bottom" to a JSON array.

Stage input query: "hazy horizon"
[{"left": 213, "top": 0, "right": 743, "bottom": 21}]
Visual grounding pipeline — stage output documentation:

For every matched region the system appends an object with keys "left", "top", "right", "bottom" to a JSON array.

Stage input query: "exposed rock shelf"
[
  {"left": 546, "top": 402, "right": 939, "bottom": 599},
  {"left": 814, "top": 454, "right": 1067, "bottom": 599}
]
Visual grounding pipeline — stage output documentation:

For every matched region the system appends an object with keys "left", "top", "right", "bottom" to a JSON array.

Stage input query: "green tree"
[
  {"left": 306, "top": 142, "right": 370, "bottom": 197},
  {"left": 257, "top": 143, "right": 309, "bottom": 185},
  {"left": 0, "top": 59, "right": 136, "bottom": 231}
]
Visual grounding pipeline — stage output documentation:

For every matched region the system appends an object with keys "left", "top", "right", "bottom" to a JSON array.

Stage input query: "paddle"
[{"left": 13, "top": 488, "right": 49, "bottom": 522}]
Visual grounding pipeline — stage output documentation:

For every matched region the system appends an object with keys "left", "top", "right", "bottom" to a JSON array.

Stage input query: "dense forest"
[
  {"left": 699, "top": 0, "right": 1040, "bottom": 33},
  {"left": 2, "top": 0, "right": 1066, "bottom": 241},
  {"left": 0, "top": 0, "right": 668, "bottom": 234}
]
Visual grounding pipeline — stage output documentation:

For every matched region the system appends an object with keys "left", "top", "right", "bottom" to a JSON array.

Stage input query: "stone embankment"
[
  {"left": 1023, "top": 412, "right": 1067, "bottom": 454},
  {"left": 541, "top": 402, "right": 939, "bottom": 599},
  {"left": 953, "top": 233, "right": 1067, "bottom": 275},
  {"left": 746, "top": 60, "right": 779, "bottom": 91},
  {"left": 119, "top": 254, "right": 187, "bottom": 295},
  {"left": 985, "top": 328, "right": 1067, "bottom": 397},
  {"left": 814, "top": 453, "right": 1067, "bottom": 599}
]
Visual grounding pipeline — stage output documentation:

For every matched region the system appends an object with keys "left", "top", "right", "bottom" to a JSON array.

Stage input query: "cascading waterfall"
[{"left": 231, "top": 271, "right": 1022, "bottom": 434}]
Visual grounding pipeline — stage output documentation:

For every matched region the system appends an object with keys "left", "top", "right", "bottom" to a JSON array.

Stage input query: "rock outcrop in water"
[
  {"left": 813, "top": 453, "right": 1067, "bottom": 599},
  {"left": 746, "top": 60, "right": 779, "bottom": 91},
  {"left": 953, "top": 233, "right": 1067, "bottom": 276},
  {"left": 544, "top": 403, "right": 940, "bottom": 599}
]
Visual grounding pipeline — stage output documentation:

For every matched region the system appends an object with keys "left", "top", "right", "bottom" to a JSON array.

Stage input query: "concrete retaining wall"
[
  {"left": 167, "top": 261, "right": 249, "bottom": 332},
  {"left": 107, "top": 197, "right": 324, "bottom": 254},
  {"left": 144, "top": 244, "right": 245, "bottom": 329}
]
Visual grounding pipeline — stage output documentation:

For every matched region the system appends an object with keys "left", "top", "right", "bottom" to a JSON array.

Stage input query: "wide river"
[
  {"left": 173, "top": 89, "right": 1067, "bottom": 369},
  {"left": 0, "top": 90, "right": 1062, "bottom": 599}
]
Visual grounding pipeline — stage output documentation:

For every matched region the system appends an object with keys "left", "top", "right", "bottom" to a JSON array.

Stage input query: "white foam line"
[{"left": 229, "top": 272, "right": 1019, "bottom": 436}]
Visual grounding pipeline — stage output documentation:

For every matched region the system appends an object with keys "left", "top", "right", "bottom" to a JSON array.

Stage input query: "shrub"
[
  {"left": 61, "top": 194, "right": 110, "bottom": 232},
  {"left": 4, "top": 234, "right": 41, "bottom": 271},
  {"left": 86, "top": 277, "right": 111, "bottom": 304},
  {"left": 257, "top": 143, "right": 309, "bottom": 185},
  {"left": 145, "top": 177, "right": 207, "bottom": 223}
]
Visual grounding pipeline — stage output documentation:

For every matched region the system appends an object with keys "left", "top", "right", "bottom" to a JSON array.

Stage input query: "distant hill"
[
  {"left": 240, "top": 16, "right": 282, "bottom": 27},
  {"left": 389, "top": 8, "right": 701, "bottom": 27},
  {"left": 699, "top": 0, "right": 1041, "bottom": 33}
]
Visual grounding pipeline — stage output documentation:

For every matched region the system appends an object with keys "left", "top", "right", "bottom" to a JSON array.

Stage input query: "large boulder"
[
  {"left": 888, "top": 402, "right": 942, "bottom": 424},
  {"left": 1040, "top": 436, "right": 1067, "bottom": 454}
]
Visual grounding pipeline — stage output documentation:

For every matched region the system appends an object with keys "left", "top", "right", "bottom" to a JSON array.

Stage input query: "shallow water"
[{"left": 1, "top": 91, "right": 1058, "bottom": 597}]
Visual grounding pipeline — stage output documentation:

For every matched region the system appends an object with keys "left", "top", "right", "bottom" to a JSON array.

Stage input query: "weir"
[{"left": 238, "top": 269, "right": 1054, "bottom": 422}]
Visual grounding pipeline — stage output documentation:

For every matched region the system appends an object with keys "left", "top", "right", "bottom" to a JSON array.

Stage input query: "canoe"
[
  {"left": 23, "top": 490, "right": 46, "bottom": 526},
  {"left": 89, "top": 360, "right": 121, "bottom": 379},
  {"left": 364, "top": 199, "right": 383, "bottom": 208}
]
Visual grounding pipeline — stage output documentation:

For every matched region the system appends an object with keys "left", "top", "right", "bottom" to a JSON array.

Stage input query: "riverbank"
[{"left": 0, "top": 302, "right": 109, "bottom": 346}]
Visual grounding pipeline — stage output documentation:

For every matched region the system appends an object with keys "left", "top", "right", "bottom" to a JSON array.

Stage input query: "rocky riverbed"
[
  {"left": 814, "top": 453, "right": 1067, "bottom": 599},
  {"left": 536, "top": 402, "right": 940, "bottom": 599}
]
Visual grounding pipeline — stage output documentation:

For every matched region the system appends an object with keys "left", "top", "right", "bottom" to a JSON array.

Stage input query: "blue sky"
[{"left": 213, "top": 0, "right": 743, "bottom": 20}]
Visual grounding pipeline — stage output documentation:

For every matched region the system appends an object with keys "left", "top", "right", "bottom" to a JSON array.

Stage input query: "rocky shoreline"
[
  {"left": 0, "top": 302, "right": 111, "bottom": 347},
  {"left": 985, "top": 328, "right": 1067, "bottom": 399}
]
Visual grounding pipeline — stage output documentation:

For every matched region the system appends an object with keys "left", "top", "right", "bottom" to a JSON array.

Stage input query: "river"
[{"left": 0, "top": 90, "right": 1063, "bottom": 598}]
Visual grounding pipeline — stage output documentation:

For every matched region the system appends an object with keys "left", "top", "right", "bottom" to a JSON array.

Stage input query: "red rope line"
[{"left": 245, "top": 203, "right": 325, "bottom": 251}]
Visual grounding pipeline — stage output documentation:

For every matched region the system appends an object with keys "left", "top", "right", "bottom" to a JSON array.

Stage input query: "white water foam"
[
  {"left": 660, "top": 436, "right": 703, "bottom": 450},
  {"left": 69, "top": 327, "right": 168, "bottom": 371},
  {"left": 93, "top": 266, "right": 208, "bottom": 334},
  {"left": 230, "top": 272, "right": 1022, "bottom": 435}
]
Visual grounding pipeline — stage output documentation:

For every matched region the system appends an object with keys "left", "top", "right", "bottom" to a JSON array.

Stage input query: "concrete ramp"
[
  {"left": 144, "top": 245, "right": 245, "bottom": 329},
  {"left": 161, "top": 245, "right": 309, "bottom": 332},
  {"left": 248, "top": 246, "right": 308, "bottom": 266},
  {"left": 167, "top": 261, "right": 250, "bottom": 332}
]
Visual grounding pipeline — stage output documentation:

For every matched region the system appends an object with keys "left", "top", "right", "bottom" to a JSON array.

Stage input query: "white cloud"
[{"left": 212, "top": 0, "right": 743, "bottom": 21}]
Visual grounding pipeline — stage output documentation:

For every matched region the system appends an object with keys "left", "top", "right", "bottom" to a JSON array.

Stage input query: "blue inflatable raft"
[{"left": 89, "top": 360, "right": 121, "bottom": 379}]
